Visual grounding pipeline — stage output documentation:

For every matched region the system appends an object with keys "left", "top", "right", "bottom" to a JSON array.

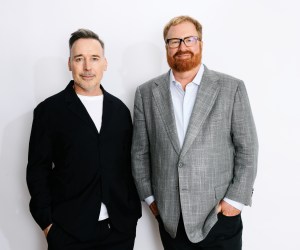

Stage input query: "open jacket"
[{"left": 27, "top": 81, "right": 141, "bottom": 241}]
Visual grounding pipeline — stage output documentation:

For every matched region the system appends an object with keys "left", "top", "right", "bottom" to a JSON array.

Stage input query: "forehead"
[
  {"left": 70, "top": 38, "right": 103, "bottom": 56},
  {"left": 166, "top": 21, "right": 198, "bottom": 39}
]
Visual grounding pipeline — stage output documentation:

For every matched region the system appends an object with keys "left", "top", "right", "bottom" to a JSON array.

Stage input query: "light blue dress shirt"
[{"left": 170, "top": 65, "right": 204, "bottom": 148}]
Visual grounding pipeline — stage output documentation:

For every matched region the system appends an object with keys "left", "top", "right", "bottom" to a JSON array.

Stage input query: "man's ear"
[
  {"left": 104, "top": 58, "right": 108, "bottom": 71},
  {"left": 68, "top": 57, "right": 71, "bottom": 71}
]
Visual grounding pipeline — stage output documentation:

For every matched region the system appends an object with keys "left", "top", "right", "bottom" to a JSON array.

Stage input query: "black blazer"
[{"left": 26, "top": 81, "right": 141, "bottom": 241}]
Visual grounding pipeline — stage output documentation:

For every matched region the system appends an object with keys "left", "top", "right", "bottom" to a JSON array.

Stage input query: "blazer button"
[{"left": 178, "top": 162, "right": 183, "bottom": 168}]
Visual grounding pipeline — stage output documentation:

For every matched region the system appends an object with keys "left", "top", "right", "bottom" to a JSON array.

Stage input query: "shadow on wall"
[
  {"left": 135, "top": 203, "right": 164, "bottom": 250},
  {"left": 0, "top": 57, "right": 69, "bottom": 250},
  {"left": 0, "top": 112, "right": 46, "bottom": 250},
  {"left": 120, "top": 42, "right": 165, "bottom": 111}
]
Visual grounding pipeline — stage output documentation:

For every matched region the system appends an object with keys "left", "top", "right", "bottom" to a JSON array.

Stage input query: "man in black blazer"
[{"left": 26, "top": 29, "right": 141, "bottom": 250}]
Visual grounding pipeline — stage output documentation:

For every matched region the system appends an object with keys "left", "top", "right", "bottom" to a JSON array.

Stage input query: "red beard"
[{"left": 167, "top": 50, "right": 201, "bottom": 72}]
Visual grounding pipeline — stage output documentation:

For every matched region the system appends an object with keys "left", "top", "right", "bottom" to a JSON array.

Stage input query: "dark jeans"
[
  {"left": 157, "top": 213, "right": 243, "bottom": 250},
  {"left": 47, "top": 219, "right": 136, "bottom": 250}
]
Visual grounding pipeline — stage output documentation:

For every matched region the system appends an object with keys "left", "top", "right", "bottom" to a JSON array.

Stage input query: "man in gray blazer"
[{"left": 131, "top": 15, "right": 258, "bottom": 250}]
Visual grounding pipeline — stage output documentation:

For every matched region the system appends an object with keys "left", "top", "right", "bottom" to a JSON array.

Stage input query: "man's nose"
[{"left": 84, "top": 59, "right": 91, "bottom": 70}]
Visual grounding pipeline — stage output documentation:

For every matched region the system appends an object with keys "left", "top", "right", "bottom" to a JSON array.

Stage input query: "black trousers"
[
  {"left": 47, "top": 219, "right": 136, "bottom": 250},
  {"left": 157, "top": 213, "right": 243, "bottom": 250}
]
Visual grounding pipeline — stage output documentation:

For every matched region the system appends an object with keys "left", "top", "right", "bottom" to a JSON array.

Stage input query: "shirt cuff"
[
  {"left": 144, "top": 195, "right": 155, "bottom": 206},
  {"left": 223, "top": 197, "right": 244, "bottom": 211}
]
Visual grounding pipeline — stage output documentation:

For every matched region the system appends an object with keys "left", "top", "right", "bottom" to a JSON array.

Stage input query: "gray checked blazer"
[{"left": 131, "top": 65, "right": 258, "bottom": 243}]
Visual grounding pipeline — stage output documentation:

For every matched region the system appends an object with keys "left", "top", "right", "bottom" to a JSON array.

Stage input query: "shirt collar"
[{"left": 170, "top": 63, "right": 204, "bottom": 87}]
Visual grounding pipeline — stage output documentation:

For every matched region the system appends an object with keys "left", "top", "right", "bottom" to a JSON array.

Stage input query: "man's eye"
[
  {"left": 92, "top": 57, "right": 99, "bottom": 61},
  {"left": 75, "top": 58, "right": 82, "bottom": 62},
  {"left": 170, "top": 40, "right": 180, "bottom": 45}
]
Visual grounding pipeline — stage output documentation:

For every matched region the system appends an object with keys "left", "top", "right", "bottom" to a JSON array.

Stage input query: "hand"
[
  {"left": 43, "top": 224, "right": 53, "bottom": 237},
  {"left": 149, "top": 201, "right": 159, "bottom": 217},
  {"left": 217, "top": 200, "right": 241, "bottom": 216}
]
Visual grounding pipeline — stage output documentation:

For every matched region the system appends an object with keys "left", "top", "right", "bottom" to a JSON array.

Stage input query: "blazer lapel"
[
  {"left": 99, "top": 86, "right": 114, "bottom": 135},
  {"left": 64, "top": 81, "right": 101, "bottom": 134},
  {"left": 152, "top": 72, "right": 180, "bottom": 155},
  {"left": 180, "top": 67, "right": 220, "bottom": 158}
]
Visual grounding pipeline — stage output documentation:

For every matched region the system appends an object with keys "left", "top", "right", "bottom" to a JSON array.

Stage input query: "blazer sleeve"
[
  {"left": 131, "top": 87, "right": 153, "bottom": 201},
  {"left": 225, "top": 81, "right": 259, "bottom": 206},
  {"left": 26, "top": 104, "right": 53, "bottom": 230}
]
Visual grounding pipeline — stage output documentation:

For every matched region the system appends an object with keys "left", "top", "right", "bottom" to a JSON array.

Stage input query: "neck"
[
  {"left": 173, "top": 64, "right": 200, "bottom": 90},
  {"left": 73, "top": 84, "right": 103, "bottom": 96}
]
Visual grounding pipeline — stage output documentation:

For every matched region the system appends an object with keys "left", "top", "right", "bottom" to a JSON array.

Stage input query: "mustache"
[{"left": 174, "top": 50, "right": 194, "bottom": 58}]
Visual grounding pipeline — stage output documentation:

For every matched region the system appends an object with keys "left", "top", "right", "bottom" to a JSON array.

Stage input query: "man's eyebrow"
[
  {"left": 73, "top": 54, "right": 83, "bottom": 58},
  {"left": 73, "top": 54, "right": 101, "bottom": 58}
]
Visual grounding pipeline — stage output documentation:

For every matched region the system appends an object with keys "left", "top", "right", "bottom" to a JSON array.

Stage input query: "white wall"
[{"left": 1, "top": 0, "right": 300, "bottom": 249}]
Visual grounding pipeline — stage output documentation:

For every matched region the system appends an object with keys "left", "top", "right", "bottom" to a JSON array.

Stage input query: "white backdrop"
[{"left": 1, "top": 0, "right": 300, "bottom": 249}]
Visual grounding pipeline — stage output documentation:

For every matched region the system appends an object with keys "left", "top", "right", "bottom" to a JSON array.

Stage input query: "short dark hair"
[{"left": 69, "top": 28, "right": 105, "bottom": 51}]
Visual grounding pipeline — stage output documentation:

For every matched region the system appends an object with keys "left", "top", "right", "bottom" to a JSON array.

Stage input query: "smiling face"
[
  {"left": 166, "top": 21, "right": 202, "bottom": 73},
  {"left": 68, "top": 38, "right": 107, "bottom": 96}
]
